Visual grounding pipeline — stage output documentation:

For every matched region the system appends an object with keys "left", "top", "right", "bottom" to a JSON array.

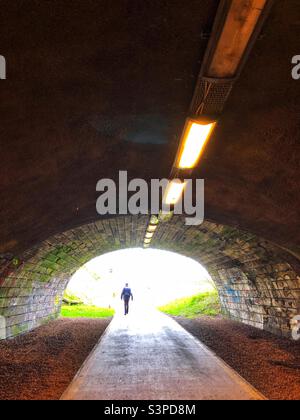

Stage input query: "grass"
[
  {"left": 61, "top": 304, "right": 115, "bottom": 319},
  {"left": 158, "top": 290, "right": 220, "bottom": 318},
  {"left": 62, "top": 291, "right": 83, "bottom": 305}
]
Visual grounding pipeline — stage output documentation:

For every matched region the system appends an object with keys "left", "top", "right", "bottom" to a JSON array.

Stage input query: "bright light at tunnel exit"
[{"left": 66, "top": 248, "right": 215, "bottom": 310}]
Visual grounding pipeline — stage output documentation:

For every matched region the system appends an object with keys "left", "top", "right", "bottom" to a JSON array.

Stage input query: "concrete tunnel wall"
[{"left": 0, "top": 215, "right": 299, "bottom": 340}]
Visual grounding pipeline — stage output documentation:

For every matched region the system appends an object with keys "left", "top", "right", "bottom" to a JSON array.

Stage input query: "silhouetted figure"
[{"left": 121, "top": 283, "right": 133, "bottom": 315}]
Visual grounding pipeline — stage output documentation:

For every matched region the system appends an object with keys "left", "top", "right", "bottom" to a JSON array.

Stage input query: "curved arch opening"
[
  {"left": 63, "top": 248, "right": 219, "bottom": 317},
  {"left": 0, "top": 216, "right": 299, "bottom": 340}
]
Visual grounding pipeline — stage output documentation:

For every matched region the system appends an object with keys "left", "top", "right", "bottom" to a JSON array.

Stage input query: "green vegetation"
[
  {"left": 63, "top": 291, "right": 83, "bottom": 305},
  {"left": 61, "top": 304, "right": 115, "bottom": 318},
  {"left": 159, "top": 291, "right": 220, "bottom": 318},
  {"left": 12, "top": 323, "right": 29, "bottom": 336}
]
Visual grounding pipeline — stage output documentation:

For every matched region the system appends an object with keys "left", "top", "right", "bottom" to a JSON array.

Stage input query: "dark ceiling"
[{"left": 0, "top": 0, "right": 299, "bottom": 256}]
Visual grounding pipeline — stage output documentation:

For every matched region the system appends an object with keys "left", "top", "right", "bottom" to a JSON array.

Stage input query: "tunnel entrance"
[
  {"left": 0, "top": 216, "right": 299, "bottom": 341},
  {"left": 0, "top": 217, "right": 299, "bottom": 401},
  {"left": 62, "top": 248, "right": 218, "bottom": 319}
]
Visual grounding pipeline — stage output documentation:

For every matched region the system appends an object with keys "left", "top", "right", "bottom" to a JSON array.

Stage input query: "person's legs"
[{"left": 124, "top": 298, "right": 129, "bottom": 315}]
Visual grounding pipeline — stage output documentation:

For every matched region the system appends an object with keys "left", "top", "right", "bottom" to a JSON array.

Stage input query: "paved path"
[{"left": 61, "top": 310, "right": 265, "bottom": 400}]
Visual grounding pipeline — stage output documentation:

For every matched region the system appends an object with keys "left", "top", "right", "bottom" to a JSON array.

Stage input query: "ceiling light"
[
  {"left": 202, "top": 0, "right": 272, "bottom": 79},
  {"left": 150, "top": 215, "right": 159, "bottom": 225},
  {"left": 145, "top": 231, "right": 154, "bottom": 239},
  {"left": 147, "top": 224, "right": 158, "bottom": 233},
  {"left": 175, "top": 119, "right": 216, "bottom": 169},
  {"left": 163, "top": 179, "right": 186, "bottom": 206}
]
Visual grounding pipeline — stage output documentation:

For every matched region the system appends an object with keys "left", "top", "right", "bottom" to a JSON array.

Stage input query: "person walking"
[{"left": 121, "top": 283, "right": 133, "bottom": 315}]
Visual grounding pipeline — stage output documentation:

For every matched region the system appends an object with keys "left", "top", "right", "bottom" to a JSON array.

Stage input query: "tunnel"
[
  {"left": 1, "top": 215, "right": 299, "bottom": 340},
  {"left": 0, "top": 0, "right": 299, "bottom": 401}
]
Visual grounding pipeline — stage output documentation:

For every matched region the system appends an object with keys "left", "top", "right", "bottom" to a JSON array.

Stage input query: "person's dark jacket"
[{"left": 121, "top": 287, "right": 133, "bottom": 301}]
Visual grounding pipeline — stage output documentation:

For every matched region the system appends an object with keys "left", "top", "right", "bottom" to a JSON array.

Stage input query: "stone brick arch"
[
  {"left": 151, "top": 217, "right": 300, "bottom": 337},
  {"left": 0, "top": 215, "right": 299, "bottom": 340}
]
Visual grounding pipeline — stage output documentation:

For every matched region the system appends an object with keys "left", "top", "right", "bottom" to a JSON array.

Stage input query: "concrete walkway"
[{"left": 61, "top": 310, "right": 265, "bottom": 400}]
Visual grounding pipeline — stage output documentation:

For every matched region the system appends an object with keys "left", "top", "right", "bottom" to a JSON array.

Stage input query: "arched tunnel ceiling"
[{"left": 0, "top": 0, "right": 300, "bottom": 258}]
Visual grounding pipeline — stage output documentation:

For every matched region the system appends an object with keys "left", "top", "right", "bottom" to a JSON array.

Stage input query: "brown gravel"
[
  {"left": 0, "top": 316, "right": 299, "bottom": 400},
  {"left": 0, "top": 318, "right": 111, "bottom": 400},
  {"left": 175, "top": 315, "right": 300, "bottom": 400}
]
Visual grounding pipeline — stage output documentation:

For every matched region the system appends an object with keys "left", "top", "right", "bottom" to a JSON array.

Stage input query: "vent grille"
[{"left": 190, "top": 78, "right": 234, "bottom": 116}]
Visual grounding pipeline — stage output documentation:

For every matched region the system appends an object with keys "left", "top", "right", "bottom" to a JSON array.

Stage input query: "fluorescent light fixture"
[
  {"left": 163, "top": 179, "right": 186, "bottom": 206},
  {"left": 150, "top": 215, "right": 159, "bottom": 225},
  {"left": 145, "top": 231, "right": 154, "bottom": 239},
  {"left": 202, "top": 0, "right": 271, "bottom": 79},
  {"left": 147, "top": 224, "right": 158, "bottom": 233},
  {"left": 175, "top": 119, "right": 216, "bottom": 169}
]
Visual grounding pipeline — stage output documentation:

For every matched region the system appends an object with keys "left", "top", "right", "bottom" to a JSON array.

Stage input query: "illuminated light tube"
[
  {"left": 163, "top": 179, "right": 186, "bottom": 206},
  {"left": 145, "top": 231, "right": 154, "bottom": 239},
  {"left": 144, "top": 239, "right": 151, "bottom": 245},
  {"left": 175, "top": 119, "right": 216, "bottom": 169},
  {"left": 150, "top": 215, "right": 159, "bottom": 225},
  {"left": 147, "top": 224, "right": 157, "bottom": 233}
]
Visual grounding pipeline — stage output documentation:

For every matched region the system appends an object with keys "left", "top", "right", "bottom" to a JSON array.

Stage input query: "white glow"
[
  {"left": 145, "top": 231, "right": 154, "bottom": 239},
  {"left": 66, "top": 248, "right": 215, "bottom": 309},
  {"left": 163, "top": 180, "right": 186, "bottom": 206},
  {"left": 147, "top": 224, "right": 157, "bottom": 232}
]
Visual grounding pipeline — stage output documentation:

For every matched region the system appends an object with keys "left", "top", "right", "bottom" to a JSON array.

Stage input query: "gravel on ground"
[
  {"left": 0, "top": 318, "right": 111, "bottom": 400},
  {"left": 0, "top": 315, "right": 299, "bottom": 400},
  {"left": 175, "top": 315, "right": 300, "bottom": 400}
]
